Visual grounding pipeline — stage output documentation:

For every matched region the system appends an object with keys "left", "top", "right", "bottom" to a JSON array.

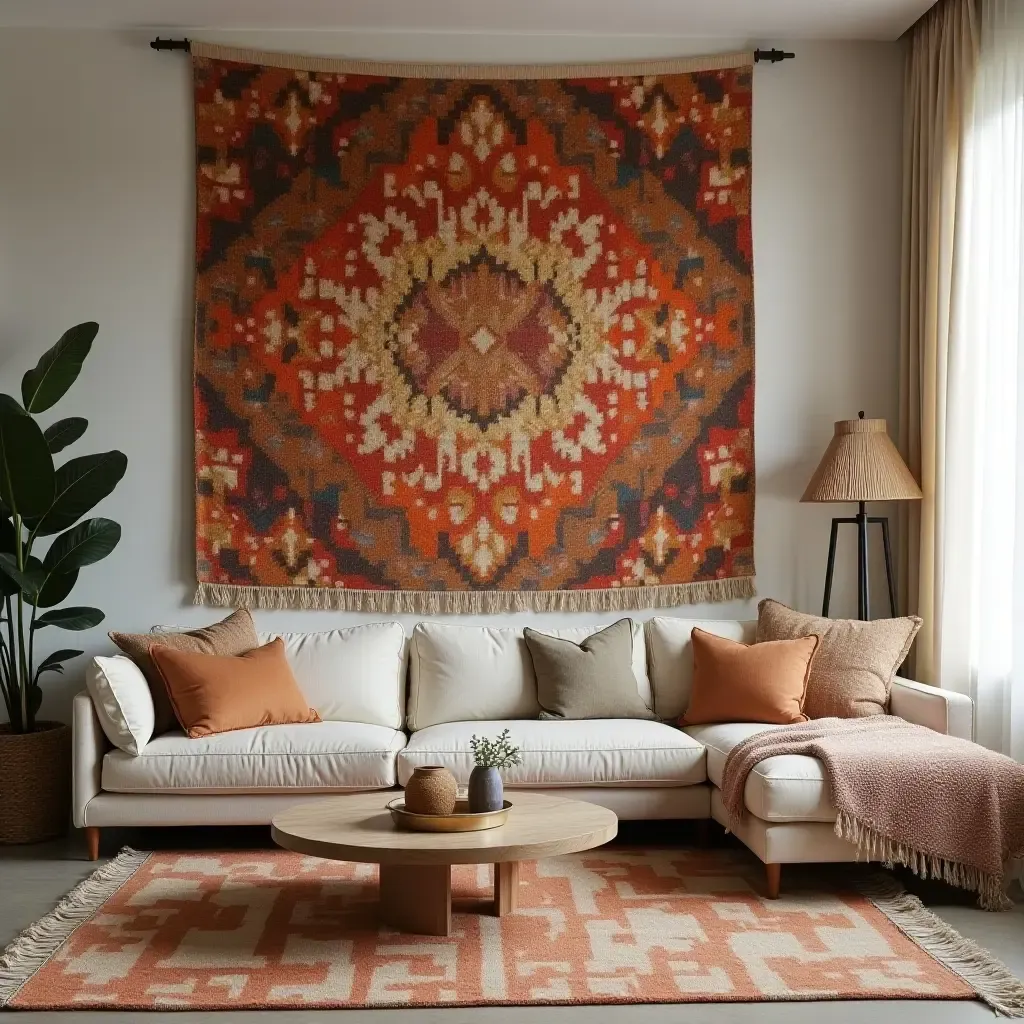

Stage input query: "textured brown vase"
[
  {"left": 0, "top": 722, "right": 71, "bottom": 844},
  {"left": 404, "top": 765, "right": 458, "bottom": 815}
]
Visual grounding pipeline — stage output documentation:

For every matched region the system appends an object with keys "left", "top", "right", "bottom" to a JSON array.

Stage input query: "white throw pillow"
[
  {"left": 407, "top": 620, "right": 651, "bottom": 731},
  {"left": 259, "top": 621, "right": 406, "bottom": 729},
  {"left": 645, "top": 617, "right": 756, "bottom": 720},
  {"left": 86, "top": 655, "right": 156, "bottom": 755}
]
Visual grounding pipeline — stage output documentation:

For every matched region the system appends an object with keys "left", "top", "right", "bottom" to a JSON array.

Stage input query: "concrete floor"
[{"left": 1, "top": 824, "right": 1022, "bottom": 1024}]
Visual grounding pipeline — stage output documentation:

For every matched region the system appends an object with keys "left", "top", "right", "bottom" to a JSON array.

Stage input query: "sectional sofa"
[{"left": 73, "top": 615, "right": 973, "bottom": 896}]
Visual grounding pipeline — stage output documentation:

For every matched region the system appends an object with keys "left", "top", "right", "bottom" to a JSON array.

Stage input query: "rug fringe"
[
  {"left": 194, "top": 576, "right": 755, "bottom": 614},
  {"left": 836, "top": 811, "right": 1015, "bottom": 912},
  {"left": 188, "top": 41, "right": 755, "bottom": 78},
  {"left": 0, "top": 847, "right": 150, "bottom": 1007},
  {"left": 858, "top": 872, "right": 1024, "bottom": 1017}
]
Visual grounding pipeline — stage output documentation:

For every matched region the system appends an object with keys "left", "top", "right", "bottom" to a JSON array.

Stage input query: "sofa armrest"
[
  {"left": 889, "top": 676, "right": 973, "bottom": 740},
  {"left": 73, "top": 690, "right": 108, "bottom": 827}
]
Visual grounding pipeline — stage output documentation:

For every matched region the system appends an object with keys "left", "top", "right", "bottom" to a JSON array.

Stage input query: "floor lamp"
[{"left": 801, "top": 413, "right": 922, "bottom": 620}]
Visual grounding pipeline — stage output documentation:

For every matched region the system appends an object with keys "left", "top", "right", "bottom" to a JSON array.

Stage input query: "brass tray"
[{"left": 386, "top": 798, "right": 511, "bottom": 832}]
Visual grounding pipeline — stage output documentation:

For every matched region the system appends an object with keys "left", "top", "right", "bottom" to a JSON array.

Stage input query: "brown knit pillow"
[
  {"left": 109, "top": 609, "right": 259, "bottom": 735},
  {"left": 682, "top": 627, "right": 818, "bottom": 727},
  {"left": 149, "top": 638, "right": 320, "bottom": 738},
  {"left": 755, "top": 599, "right": 922, "bottom": 719}
]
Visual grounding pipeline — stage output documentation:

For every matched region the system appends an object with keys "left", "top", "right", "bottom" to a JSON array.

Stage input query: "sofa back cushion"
[
  {"left": 646, "top": 617, "right": 756, "bottom": 720},
  {"left": 258, "top": 622, "right": 406, "bottom": 730},
  {"left": 408, "top": 621, "right": 651, "bottom": 730}
]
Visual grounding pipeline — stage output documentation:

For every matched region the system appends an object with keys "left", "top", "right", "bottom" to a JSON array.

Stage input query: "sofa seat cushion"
[
  {"left": 102, "top": 722, "right": 406, "bottom": 794},
  {"left": 398, "top": 719, "right": 705, "bottom": 788},
  {"left": 682, "top": 722, "right": 835, "bottom": 823}
]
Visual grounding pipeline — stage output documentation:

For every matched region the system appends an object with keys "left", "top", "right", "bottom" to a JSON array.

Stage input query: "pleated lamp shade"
[{"left": 801, "top": 415, "right": 922, "bottom": 503}]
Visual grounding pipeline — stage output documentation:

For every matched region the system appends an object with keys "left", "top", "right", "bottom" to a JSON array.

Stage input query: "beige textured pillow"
[
  {"left": 523, "top": 619, "right": 653, "bottom": 720},
  {"left": 109, "top": 608, "right": 259, "bottom": 735},
  {"left": 755, "top": 599, "right": 922, "bottom": 719}
]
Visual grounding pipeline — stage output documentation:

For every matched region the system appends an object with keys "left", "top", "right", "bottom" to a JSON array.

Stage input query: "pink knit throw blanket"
[{"left": 721, "top": 716, "right": 1024, "bottom": 910}]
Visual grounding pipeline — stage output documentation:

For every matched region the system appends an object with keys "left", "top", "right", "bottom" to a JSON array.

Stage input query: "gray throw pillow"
[{"left": 523, "top": 619, "right": 653, "bottom": 720}]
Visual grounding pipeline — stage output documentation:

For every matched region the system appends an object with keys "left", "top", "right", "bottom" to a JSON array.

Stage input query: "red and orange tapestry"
[{"left": 192, "top": 44, "right": 755, "bottom": 612}]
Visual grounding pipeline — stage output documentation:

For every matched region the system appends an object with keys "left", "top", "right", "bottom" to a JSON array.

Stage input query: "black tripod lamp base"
[{"left": 821, "top": 502, "right": 897, "bottom": 620}]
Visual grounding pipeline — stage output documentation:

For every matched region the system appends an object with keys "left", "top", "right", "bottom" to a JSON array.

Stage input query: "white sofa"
[{"left": 73, "top": 615, "right": 973, "bottom": 896}]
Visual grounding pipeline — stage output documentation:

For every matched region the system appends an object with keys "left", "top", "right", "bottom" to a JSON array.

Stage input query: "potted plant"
[
  {"left": 0, "top": 322, "right": 126, "bottom": 844},
  {"left": 468, "top": 729, "right": 522, "bottom": 813}
]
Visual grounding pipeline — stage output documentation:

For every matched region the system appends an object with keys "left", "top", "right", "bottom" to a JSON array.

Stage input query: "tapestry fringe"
[
  {"left": 858, "top": 873, "right": 1024, "bottom": 1017},
  {"left": 0, "top": 848, "right": 150, "bottom": 1007},
  {"left": 836, "top": 810, "right": 1015, "bottom": 912},
  {"left": 194, "top": 576, "right": 755, "bottom": 614},
  {"left": 189, "top": 41, "right": 755, "bottom": 79}
]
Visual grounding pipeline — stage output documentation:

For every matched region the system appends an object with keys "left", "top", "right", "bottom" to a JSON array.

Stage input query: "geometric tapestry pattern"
[
  {"left": 192, "top": 49, "right": 755, "bottom": 611},
  {"left": 6, "top": 849, "right": 972, "bottom": 1010}
]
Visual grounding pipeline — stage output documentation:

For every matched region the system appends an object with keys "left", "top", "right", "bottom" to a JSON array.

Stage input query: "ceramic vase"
[
  {"left": 404, "top": 765, "right": 458, "bottom": 815},
  {"left": 468, "top": 766, "right": 504, "bottom": 813}
]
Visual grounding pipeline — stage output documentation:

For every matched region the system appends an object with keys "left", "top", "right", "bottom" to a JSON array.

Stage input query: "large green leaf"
[
  {"left": 21, "top": 322, "right": 98, "bottom": 414},
  {"left": 0, "top": 516, "right": 15, "bottom": 555},
  {"left": 0, "top": 395, "right": 55, "bottom": 519},
  {"left": 28, "top": 451, "right": 127, "bottom": 536},
  {"left": 42, "top": 518, "right": 120, "bottom": 576},
  {"left": 0, "top": 519, "right": 17, "bottom": 596},
  {"left": 0, "top": 553, "right": 46, "bottom": 599},
  {"left": 43, "top": 417, "right": 88, "bottom": 454},
  {"left": 33, "top": 606, "right": 104, "bottom": 630},
  {"left": 35, "top": 649, "right": 83, "bottom": 675},
  {"left": 28, "top": 569, "right": 78, "bottom": 608}
]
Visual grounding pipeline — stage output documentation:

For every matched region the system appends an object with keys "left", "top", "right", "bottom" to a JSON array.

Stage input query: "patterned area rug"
[
  {"left": 2, "top": 847, "right": 1022, "bottom": 1012},
  {"left": 190, "top": 43, "right": 755, "bottom": 613}
]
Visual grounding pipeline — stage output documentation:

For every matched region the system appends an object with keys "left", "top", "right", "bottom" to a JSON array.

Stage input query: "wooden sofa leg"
[
  {"left": 764, "top": 862, "right": 781, "bottom": 899},
  {"left": 85, "top": 826, "right": 100, "bottom": 862}
]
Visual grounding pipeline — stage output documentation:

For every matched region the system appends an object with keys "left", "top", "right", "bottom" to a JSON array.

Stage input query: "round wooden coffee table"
[{"left": 271, "top": 791, "right": 617, "bottom": 936}]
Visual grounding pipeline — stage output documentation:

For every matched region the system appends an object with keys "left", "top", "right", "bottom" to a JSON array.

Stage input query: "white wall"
[{"left": 0, "top": 29, "right": 905, "bottom": 722}]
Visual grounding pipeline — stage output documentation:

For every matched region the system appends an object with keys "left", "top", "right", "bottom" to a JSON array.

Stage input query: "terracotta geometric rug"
[{"left": 1, "top": 848, "right": 1021, "bottom": 1012}]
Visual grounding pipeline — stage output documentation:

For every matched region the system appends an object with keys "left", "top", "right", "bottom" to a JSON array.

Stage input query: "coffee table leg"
[
  {"left": 494, "top": 861, "right": 520, "bottom": 916},
  {"left": 379, "top": 863, "right": 452, "bottom": 936}
]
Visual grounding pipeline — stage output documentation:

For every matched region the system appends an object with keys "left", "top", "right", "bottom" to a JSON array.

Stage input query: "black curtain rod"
[{"left": 150, "top": 37, "right": 795, "bottom": 62}]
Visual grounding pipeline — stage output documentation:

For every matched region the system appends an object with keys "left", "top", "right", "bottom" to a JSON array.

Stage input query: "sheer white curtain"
[{"left": 941, "top": 0, "right": 1024, "bottom": 759}]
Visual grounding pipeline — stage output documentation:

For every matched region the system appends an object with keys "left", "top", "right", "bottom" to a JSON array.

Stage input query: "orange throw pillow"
[
  {"left": 149, "top": 638, "right": 320, "bottom": 738},
  {"left": 681, "top": 628, "right": 819, "bottom": 726}
]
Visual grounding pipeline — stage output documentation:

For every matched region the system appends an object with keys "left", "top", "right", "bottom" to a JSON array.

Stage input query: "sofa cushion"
[
  {"left": 258, "top": 622, "right": 406, "bottom": 729},
  {"left": 151, "top": 639, "right": 321, "bottom": 738},
  {"left": 526, "top": 619, "right": 654, "bottom": 721},
  {"left": 102, "top": 722, "right": 406, "bottom": 793},
  {"left": 682, "top": 722, "right": 835, "bottom": 823},
  {"left": 86, "top": 655, "right": 155, "bottom": 755},
  {"left": 407, "top": 621, "right": 651, "bottom": 730},
  {"left": 646, "top": 617, "right": 756, "bottom": 720},
  {"left": 398, "top": 719, "right": 705, "bottom": 788}
]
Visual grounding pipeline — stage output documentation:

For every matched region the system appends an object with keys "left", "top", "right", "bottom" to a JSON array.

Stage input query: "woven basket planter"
[{"left": 0, "top": 721, "right": 71, "bottom": 844}]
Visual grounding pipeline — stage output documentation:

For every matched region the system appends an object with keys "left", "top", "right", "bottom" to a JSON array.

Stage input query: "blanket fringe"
[
  {"left": 858, "top": 872, "right": 1024, "bottom": 1017},
  {"left": 837, "top": 811, "right": 1015, "bottom": 912},
  {"left": 194, "top": 576, "right": 755, "bottom": 614},
  {"left": 0, "top": 847, "right": 150, "bottom": 1006}
]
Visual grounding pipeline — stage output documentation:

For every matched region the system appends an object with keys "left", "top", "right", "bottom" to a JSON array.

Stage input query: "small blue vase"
[{"left": 468, "top": 766, "right": 503, "bottom": 813}]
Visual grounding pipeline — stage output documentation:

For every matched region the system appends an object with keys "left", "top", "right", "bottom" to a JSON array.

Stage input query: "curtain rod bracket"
[
  {"left": 754, "top": 48, "right": 796, "bottom": 63},
  {"left": 151, "top": 37, "right": 191, "bottom": 52}
]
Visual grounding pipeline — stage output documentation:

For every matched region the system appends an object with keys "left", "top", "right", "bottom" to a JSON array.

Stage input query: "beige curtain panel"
[{"left": 898, "top": 0, "right": 978, "bottom": 682}]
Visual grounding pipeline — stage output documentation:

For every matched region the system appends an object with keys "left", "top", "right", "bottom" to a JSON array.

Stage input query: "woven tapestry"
[{"left": 192, "top": 43, "right": 755, "bottom": 612}]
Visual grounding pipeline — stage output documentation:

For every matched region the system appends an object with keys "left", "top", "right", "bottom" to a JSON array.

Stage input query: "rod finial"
[
  {"left": 150, "top": 37, "right": 191, "bottom": 52},
  {"left": 754, "top": 48, "right": 796, "bottom": 63}
]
